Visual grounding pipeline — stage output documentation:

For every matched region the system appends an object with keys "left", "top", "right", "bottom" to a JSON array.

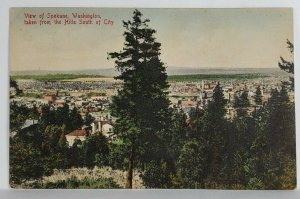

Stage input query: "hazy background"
[{"left": 10, "top": 8, "right": 293, "bottom": 72}]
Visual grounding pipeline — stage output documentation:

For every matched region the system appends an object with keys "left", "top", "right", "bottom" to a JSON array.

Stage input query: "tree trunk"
[{"left": 125, "top": 144, "right": 134, "bottom": 189}]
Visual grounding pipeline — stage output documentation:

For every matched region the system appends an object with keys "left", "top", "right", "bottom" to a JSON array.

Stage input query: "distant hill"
[
  {"left": 165, "top": 67, "right": 289, "bottom": 76},
  {"left": 11, "top": 67, "right": 289, "bottom": 77},
  {"left": 10, "top": 68, "right": 117, "bottom": 77}
]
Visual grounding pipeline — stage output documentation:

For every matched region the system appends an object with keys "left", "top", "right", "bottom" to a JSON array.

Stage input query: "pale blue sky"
[{"left": 10, "top": 8, "right": 293, "bottom": 71}]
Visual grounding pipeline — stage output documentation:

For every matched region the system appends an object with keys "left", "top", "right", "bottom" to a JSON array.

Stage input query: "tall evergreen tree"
[
  {"left": 205, "top": 82, "right": 228, "bottom": 184},
  {"left": 108, "top": 9, "right": 171, "bottom": 188},
  {"left": 209, "top": 82, "right": 227, "bottom": 118},
  {"left": 189, "top": 82, "right": 228, "bottom": 187},
  {"left": 278, "top": 39, "right": 294, "bottom": 90}
]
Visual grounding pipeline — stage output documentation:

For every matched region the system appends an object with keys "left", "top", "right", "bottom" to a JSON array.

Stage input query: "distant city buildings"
[{"left": 10, "top": 75, "right": 293, "bottom": 144}]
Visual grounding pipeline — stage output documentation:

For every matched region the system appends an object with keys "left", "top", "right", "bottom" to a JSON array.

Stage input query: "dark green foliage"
[
  {"left": 240, "top": 85, "right": 295, "bottom": 189},
  {"left": 209, "top": 82, "right": 227, "bottom": 117},
  {"left": 234, "top": 91, "right": 250, "bottom": 116},
  {"left": 266, "top": 85, "right": 295, "bottom": 156},
  {"left": 41, "top": 125, "right": 69, "bottom": 170},
  {"left": 42, "top": 125, "right": 67, "bottom": 154},
  {"left": 254, "top": 86, "right": 262, "bottom": 105},
  {"left": 108, "top": 141, "right": 128, "bottom": 170},
  {"left": 67, "top": 141, "right": 84, "bottom": 167},
  {"left": 69, "top": 107, "right": 83, "bottom": 130},
  {"left": 226, "top": 115, "right": 256, "bottom": 187},
  {"left": 39, "top": 104, "right": 83, "bottom": 131},
  {"left": 9, "top": 104, "right": 84, "bottom": 185},
  {"left": 198, "top": 91, "right": 229, "bottom": 186},
  {"left": 278, "top": 39, "right": 294, "bottom": 90},
  {"left": 10, "top": 102, "right": 35, "bottom": 131},
  {"left": 142, "top": 160, "right": 173, "bottom": 188},
  {"left": 10, "top": 139, "right": 44, "bottom": 185},
  {"left": 165, "top": 111, "right": 189, "bottom": 160},
  {"left": 108, "top": 9, "right": 172, "bottom": 188},
  {"left": 172, "top": 81, "right": 295, "bottom": 189},
  {"left": 176, "top": 139, "right": 207, "bottom": 188},
  {"left": 55, "top": 104, "right": 71, "bottom": 127},
  {"left": 182, "top": 82, "right": 229, "bottom": 188},
  {"left": 84, "top": 112, "right": 95, "bottom": 126},
  {"left": 14, "top": 124, "right": 42, "bottom": 149},
  {"left": 82, "top": 134, "right": 109, "bottom": 168},
  {"left": 234, "top": 91, "right": 250, "bottom": 108}
]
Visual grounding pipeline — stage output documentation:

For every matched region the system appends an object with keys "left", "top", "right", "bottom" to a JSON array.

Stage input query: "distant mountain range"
[{"left": 10, "top": 67, "right": 289, "bottom": 77}]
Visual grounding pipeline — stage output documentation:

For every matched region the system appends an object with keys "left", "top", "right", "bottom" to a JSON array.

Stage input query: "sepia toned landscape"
[{"left": 9, "top": 8, "right": 295, "bottom": 189}]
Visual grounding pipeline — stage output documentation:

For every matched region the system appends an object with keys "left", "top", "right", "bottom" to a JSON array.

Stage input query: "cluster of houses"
[
  {"left": 66, "top": 116, "right": 114, "bottom": 146},
  {"left": 169, "top": 78, "right": 294, "bottom": 119},
  {"left": 11, "top": 113, "right": 115, "bottom": 147},
  {"left": 42, "top": 94, "right": 115, "bottom": 146}
]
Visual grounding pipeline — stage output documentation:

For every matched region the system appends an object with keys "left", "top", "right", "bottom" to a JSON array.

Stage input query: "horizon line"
[{"left": 10, "top": 66, "right": 281, "bottom": 72}]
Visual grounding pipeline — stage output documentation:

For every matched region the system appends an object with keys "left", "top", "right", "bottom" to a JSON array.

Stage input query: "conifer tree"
[
  {"left": 108, "top": 9, "right": 171, "bottom": 188},
  {"left": 254, "top": 86, "right": 262, "bottom": 106},
  {"left": 278, "top": 40, "right": 294, "bottom": 90},
  {"left": 84, "top": 112, "right": 95, "bottom": 126},
  {"left": 69, "top": 107, "right": 83, "bottom": 130},
  {"left": 193, "top": 82, "right": 228, "bottom": 185},
  {"left": 209, "top": 82, "right": 227, "bottom": 118},
  {"left": 234, "top": 91, "right": 250, "bottom": 116}
]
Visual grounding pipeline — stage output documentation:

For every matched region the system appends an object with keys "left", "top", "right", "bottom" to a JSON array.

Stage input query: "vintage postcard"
[{"left": 9, "top": 8, "right": 295, "bottom": 189}]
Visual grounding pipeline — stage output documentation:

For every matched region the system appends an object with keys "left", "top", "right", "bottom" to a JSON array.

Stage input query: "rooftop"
[{"left": 66, "top": 129, "right": 87, "bottom": 137}]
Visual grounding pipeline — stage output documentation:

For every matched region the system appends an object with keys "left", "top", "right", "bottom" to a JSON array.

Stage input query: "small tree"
[
  {"left": 234, "top": 91, "right": 250, "bottom": 116},
  {"left": 55, "top": 104, "right": 70, "bottom": 127},
  {"left": 82, "top": 134, "right": 109, "bottom": 168},
  {"left": 209, "top": 82, "right": 227, "bottom": 118},
  {"left": 84, "top": 112, "right": 95, "bottom": 126},
  {"left": 69, "top": 107, "right": 83, "bottom": 130},
  {"left": 254, "top": 86, "right": 262, "bottom": 106}
]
